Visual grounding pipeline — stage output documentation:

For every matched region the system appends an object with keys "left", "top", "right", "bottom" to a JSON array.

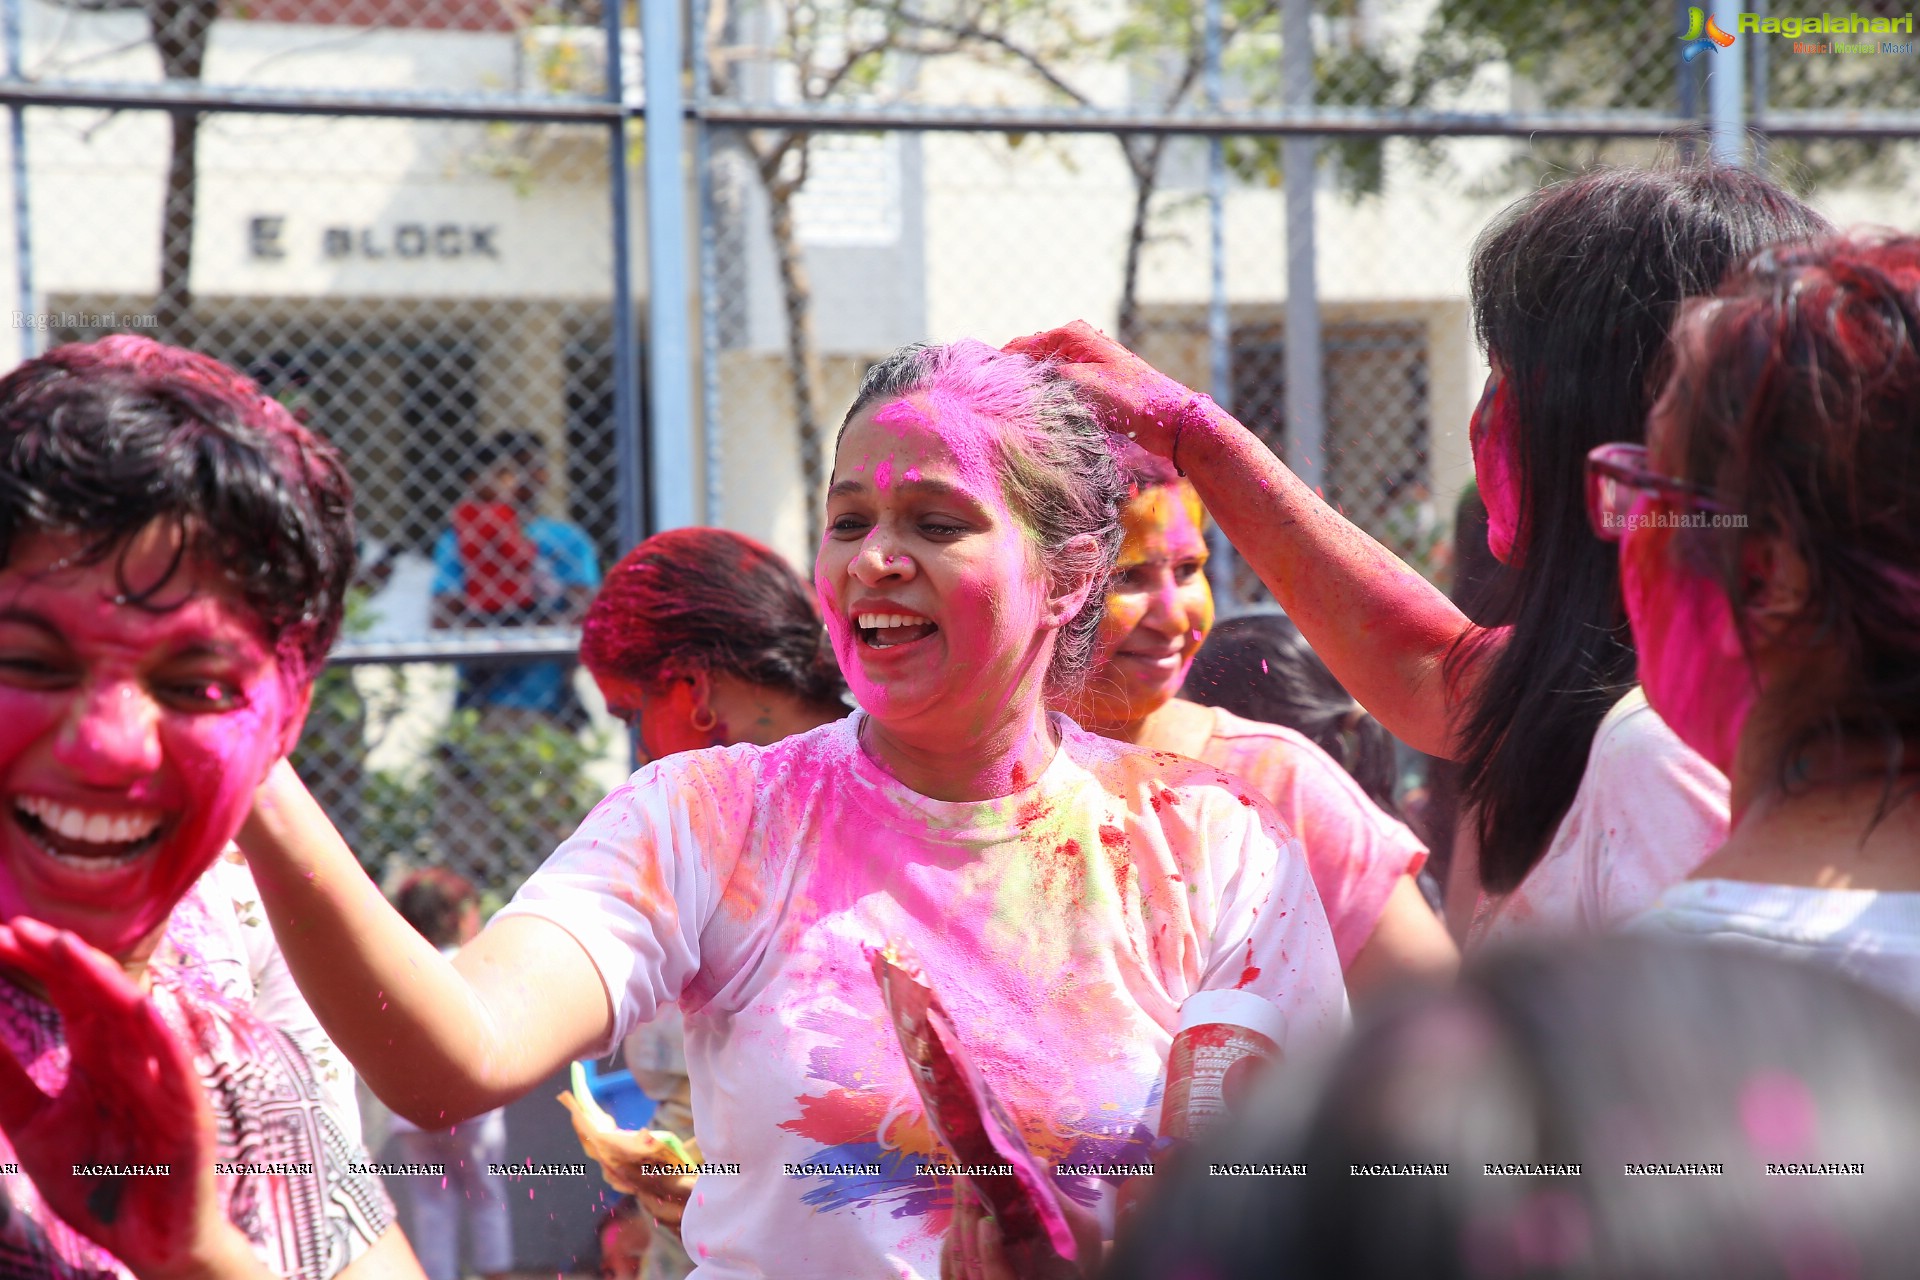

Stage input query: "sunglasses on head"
[{"left": 1584, "top": 443, "right": 1732, "bottom": 542}]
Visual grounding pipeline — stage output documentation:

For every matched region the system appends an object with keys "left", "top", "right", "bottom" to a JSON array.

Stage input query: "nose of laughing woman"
[
  {"left": 53, "top": 682, "right": 164, "bottom": 786},
  {"left": 851, "top": 535, "right": 918, "bottom": 587}
]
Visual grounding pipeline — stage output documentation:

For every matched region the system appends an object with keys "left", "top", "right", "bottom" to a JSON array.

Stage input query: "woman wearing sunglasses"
[
  {"left": 1012, "top": 163, "right": 1828, "bottom": 951},
  {"left": 1593, "top": 234, "right": 1920, "bottom": 1003}
]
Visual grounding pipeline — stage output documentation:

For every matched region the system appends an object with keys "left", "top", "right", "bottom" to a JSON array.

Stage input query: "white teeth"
[
  {"left": 15, "top": 796, "right": 163, "bottom": 847},
  {"left": 855, "top": 612, "right": 929, "bottom": 630}
]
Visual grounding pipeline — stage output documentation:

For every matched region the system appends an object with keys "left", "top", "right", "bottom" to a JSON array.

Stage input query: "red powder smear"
[
  {"left": 1236, "top": 939, "right": 1260, "bottom": 988},
  {"left": 1015, "top": 796, "right": 1049, "bottom": 828},
  {"left": 1056, "top": 838, "right": 1082, "bottom": 861},
  {"left": 1098, "top": 825, "right": 1127, "bottom": 851},
  {"left": 1237, "top": 793, "right": 1255, "bottom": 807},
  {"left": 1010, "top": 760, "right": 1029, "bottom": 790},
  {"left": 777, "top": 1086, "right": 890, "bottom": 1143}
]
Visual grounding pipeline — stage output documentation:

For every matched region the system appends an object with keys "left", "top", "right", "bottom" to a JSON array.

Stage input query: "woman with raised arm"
[
  {"left": 1609, "top": 233, "right": 1920, "bottom": 1004},
  {"left": 239, "top": 340, "right": 1346, "bottom": 1279},
  {"left": 1012, "top": 164, "right": 1829, "bottom": 949},
  {"left": 1058, "top": 446, "right": 1455, "bottom": 998}
]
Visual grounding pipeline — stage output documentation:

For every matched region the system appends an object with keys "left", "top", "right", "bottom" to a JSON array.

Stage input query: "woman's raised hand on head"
[
  {"left": 0, "top": 919, "right": 267, "bottom": 1280},
  {"left": 1004, "top": 322, "right": 1198, "bottom": 459}
]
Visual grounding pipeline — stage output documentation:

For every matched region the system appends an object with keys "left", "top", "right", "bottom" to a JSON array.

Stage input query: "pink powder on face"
[
  {"left": 1470, "top": 370, "right": 1525, "bottom": 568},
  {"left": 816, "top": 345, "right": 1065, "bottom": 733},
  {"left": 1619, "top": 510, "right": 1756, "bottom": 775},
  {"left": 0, "top": 532, "right": 298, "bottom": 957}
]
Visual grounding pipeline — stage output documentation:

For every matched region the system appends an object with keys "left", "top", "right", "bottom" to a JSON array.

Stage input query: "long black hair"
[{"left": 1452, "top": 164, "right": 1829, "bottom": 894}]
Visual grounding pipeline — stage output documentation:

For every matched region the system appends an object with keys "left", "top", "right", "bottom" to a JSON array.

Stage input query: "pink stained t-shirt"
[
  {"left": 498, "top": 711, "right": 1347, "bottom": 1280},
  {"left": 1469, "top": 687, "right": 1731, "bottom": 950},
  {"left": 1195, "top": 707, "right": 1429, "bottom": 969}
]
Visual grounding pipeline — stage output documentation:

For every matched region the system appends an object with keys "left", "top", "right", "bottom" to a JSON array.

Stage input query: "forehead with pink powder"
[{"left": 841, "top": 340, "right": 1052, "bottom": 512}]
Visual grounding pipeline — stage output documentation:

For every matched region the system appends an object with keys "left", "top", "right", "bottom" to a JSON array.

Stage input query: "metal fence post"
[
  {"left": 1282, "top": 0, "right": 1324, "bottom": 496},
  {"left": 1708, "top": 4, "right": 1747, "bottom": 165},
  {"left": 691, "top": 0, "right": 723, "bottom": 526},
  {"left": 641, "top": 0, "right": 696, "bottom": 532},
  {"left": 6, "top": 0, "right": 33, "bottom": 358},
  {"left": 605, "top": 0, "right": 645, "bottom": 549}
]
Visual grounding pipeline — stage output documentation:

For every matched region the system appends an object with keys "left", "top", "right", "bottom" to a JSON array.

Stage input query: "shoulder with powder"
[{"left": 1065, "top": 720, "right": 1278, "bottom": 826}]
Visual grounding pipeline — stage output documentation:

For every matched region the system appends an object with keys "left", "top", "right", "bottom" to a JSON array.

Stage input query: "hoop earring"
[{"left": 691, "top": 706, "right": 718, "bottom": 733}]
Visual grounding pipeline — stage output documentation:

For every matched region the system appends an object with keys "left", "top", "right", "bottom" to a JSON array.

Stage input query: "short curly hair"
[{"left": 0, "top": 336, "right": 357, "bottom": 677}]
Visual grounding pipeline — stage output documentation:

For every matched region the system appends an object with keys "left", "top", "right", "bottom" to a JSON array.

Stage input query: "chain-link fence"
[
  {"left": 6, "top": 0, "right": 1919, "bottom": 891},
  {"left": 4, "top": 2, "right": 638, "bottom": 911}
]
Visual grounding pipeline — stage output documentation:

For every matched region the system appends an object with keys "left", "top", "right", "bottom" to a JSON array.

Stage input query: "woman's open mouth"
[
  {"left": 12, "top": 796, "right": 166, "bottom": 873},
  {"left": 855, "top": 611, "right": 940, "bottom": 650}
]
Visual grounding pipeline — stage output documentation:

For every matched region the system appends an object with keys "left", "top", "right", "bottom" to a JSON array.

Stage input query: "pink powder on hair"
[{"left": 1739, "top": 1069, "right": 1819, "bottom": 1161}]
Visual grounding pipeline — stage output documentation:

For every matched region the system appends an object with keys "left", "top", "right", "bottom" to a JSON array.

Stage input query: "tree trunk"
[
  {"left": 758, "top": 136, "right": 826, "bottom": 550},
  {"left": 148, "top": 0, "right": 218, "bottom": 342},
  {"left": 1115, "top": 135, "right": 1166, "bottom": 351}
]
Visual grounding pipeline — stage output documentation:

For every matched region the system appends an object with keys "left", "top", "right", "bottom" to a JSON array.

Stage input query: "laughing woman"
[{"left": 239, "top": 341, "right": 1347, "bottom": 1279}]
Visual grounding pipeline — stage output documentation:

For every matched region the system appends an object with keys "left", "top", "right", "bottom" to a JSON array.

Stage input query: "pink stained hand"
[
  {"left": 939, "top": 1178, "right": 1102, "bottom": 1280},
  {"left": 0, "top": 918, "right": 245, "bottom": 1280},
  {"left": 1003, "top": 322, "right": 1198, "bottom": 458}
]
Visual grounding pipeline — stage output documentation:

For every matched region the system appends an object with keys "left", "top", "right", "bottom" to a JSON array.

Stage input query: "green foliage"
[{"left": 291, "top": 590, "right": 606, "bottom": 893}]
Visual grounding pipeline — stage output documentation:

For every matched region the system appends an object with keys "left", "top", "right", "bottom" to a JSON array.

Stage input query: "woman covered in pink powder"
[
  {"left": 1604, "top": 233, "right": 1920, "bottom": 1005},
  {"left": 1057, "top": 444, "right": 1456, "bottom": 997},
  {"left": 238, "top": 341, "right": 1348, "bottom": 1278},
  {"left": 1013, "top": 164, "right": 1829, "bottom": 952}
]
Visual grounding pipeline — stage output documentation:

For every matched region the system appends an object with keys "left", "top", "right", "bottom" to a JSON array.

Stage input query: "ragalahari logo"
[{"left": 1680, "top": 7, "right": 1737, "bottom": 60}]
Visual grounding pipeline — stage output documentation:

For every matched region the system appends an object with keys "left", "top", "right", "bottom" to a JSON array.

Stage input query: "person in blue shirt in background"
[
  {"left": 431, "top": 430, "right": 600, "bottom": 732},
  {"left": 430, "top": 431, "right": 601, "bottom": 873}
]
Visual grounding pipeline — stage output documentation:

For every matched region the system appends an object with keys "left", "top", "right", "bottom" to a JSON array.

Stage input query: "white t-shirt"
[
  {"left": 1632, "top": 880, "right": 1920, "bottom": 1012},
  {"left": 165, "top": 853, "right": 363, "bottom": 1147},
  {"left": 1470, "top": 687, "right": 1730, "bottom": 950},
  {"left": 1196, "top": 707, "right": 1428, "bottom": 968},
  {"left": 500, "top": 712, "right": 1346, "bottom": 1279}
]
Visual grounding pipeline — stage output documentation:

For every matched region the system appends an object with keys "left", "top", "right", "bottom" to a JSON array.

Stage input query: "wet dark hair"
[
  {"left": 1184, "top": 614, "right": 1401, "bottom": 818},
  {"left": 1453, "top": 163, "right": 1830, "bottom": 894},
  {"left": 1662, "top": 232, "right": 1920, "bottom": 788},
  {"left": 1107, "top": 938, "right": 1920, "bottom": 1280},
  {"left": 580, "top": 527, "right": 847, "bottom": 710},
  {"left": 0, "top": 335, "right": 356, "bottom": 676},
  {"left": 839, "top": 339, "right": 1128, "bottom": 695},
  {"left": 394, "top": 866, "right": 479, "bottom": 950}
]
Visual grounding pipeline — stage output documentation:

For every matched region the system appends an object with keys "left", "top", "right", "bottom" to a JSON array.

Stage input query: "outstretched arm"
[
  {"left": 1006, "top": 322, "right": 1499, "bottom": 758},
  {"left": 237, "top": 761, "right": 612, "bottom": 1126}
]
